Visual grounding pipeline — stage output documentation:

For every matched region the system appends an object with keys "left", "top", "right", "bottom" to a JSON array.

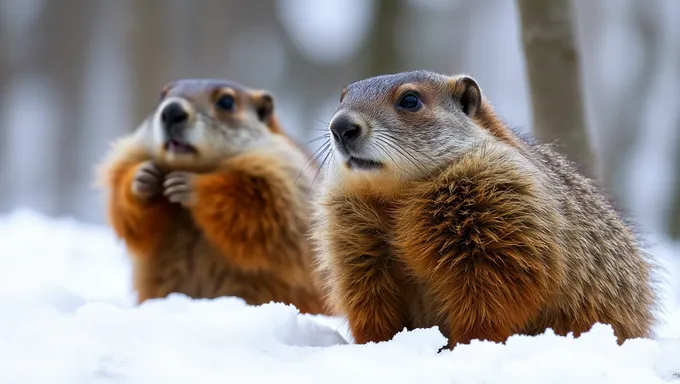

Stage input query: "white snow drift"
[{"left": 0, "top": 209, "right": 679, "bottom": 383}]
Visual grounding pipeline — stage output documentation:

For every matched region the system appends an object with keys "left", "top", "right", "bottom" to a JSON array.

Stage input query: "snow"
[{"left": 0, "top": 208, "right": 679, "bottom": 383}]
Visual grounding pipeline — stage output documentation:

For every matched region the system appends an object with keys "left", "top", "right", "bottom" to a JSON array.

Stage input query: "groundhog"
[
  {"left": 312, "top": 70, "right": 659, "bottom": 347},
  {"left": 97, "top": 79, "right": 327, "bottom": 315}
]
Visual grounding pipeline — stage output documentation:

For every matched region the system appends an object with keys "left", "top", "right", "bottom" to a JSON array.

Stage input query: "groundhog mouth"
[
  {"left": 345, "top": 156, "right": 383, "bottom": 171},
  {"left": 164, "top": 139, "right": 197, "bottom": 155}
]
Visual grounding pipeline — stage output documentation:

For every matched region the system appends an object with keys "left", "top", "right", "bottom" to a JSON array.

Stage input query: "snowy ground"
[{"left": 0, "top": 209, "right": 679, "bottom": 383}]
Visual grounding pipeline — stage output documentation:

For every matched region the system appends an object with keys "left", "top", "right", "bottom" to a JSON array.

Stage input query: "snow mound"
[{"left": 0, "top": 208, "right": 679, "bottom": 383}]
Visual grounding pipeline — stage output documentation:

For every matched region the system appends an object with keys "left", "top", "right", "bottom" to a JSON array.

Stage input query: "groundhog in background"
[
  {"left": 97, "top": 79, "right": 327, "bottom": 315},
  {"left": 312, "top": 70, "right": 659, "bottom": 347}
]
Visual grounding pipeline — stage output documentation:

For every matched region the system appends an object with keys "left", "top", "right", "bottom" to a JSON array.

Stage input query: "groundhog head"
[
  {"left": 326, "top": 70, "right": 488, "bottom": 183},
  {"left": 137, "top": 79, "right": 279, "bottom": 169}
]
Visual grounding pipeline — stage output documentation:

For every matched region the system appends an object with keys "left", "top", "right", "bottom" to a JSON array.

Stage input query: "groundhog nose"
[
  {"left": 330, "top": 114, "right": 362, "bottom": 146},
  {"left": 161, "top": 102, "right": 189, "bottom": 127}
]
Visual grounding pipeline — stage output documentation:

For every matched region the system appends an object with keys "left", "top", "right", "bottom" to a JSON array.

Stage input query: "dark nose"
[
  {"left": 161, "top": 102, "right": 189, "bottom": 129},
  {"left": 329, "top": 114, "right": 362, "bottom": 146}
]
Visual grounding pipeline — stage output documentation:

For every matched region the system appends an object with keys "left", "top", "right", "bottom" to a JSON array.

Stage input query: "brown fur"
[
  {"left": 313, "top": 70, "right": 658, "bottom": 347},
  {"left": 97, "top": 79, "right": 327, "bottom": 314}
]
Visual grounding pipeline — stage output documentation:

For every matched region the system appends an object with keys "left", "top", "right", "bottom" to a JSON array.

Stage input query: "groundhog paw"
[
  {"left": 131, "top": 161, "right": 164, "bottom": 199},
  {"left": 163, "top": 171, "right": 197, "bottom": 207}
]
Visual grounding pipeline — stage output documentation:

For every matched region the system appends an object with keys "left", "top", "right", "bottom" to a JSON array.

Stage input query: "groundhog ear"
[
  {"left": 252, "top": 92, "right": 274, "bottom": 124},
  {"left": 449, "top": 75, "right": 482, "bottom": 117},
  {"left": 340, "top": 86, "right": 347, "bottom": 102}
]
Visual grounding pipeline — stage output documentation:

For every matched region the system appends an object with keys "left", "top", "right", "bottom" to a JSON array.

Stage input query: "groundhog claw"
[
  {"left": 163, "top": 172, "right": 197, "bottom": 207},
  {"left": 131, "top": 161, "right": 163, "bottom": 199}
]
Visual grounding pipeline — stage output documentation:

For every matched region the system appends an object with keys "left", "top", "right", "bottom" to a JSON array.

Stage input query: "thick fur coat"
[
  {"left": 313, "top": 70, "right": 658, "bottom": 347},
  {"left": 98, "top": 80, "right": 326, "bottom": 314}
]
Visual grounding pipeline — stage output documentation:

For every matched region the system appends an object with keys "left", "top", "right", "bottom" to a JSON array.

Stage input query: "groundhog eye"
[
  {"left": 398, "top": 93, "right": 421, "bottom": 111},
  {"left": 216, "top": 94, "right": 235, "bottom": 111}
]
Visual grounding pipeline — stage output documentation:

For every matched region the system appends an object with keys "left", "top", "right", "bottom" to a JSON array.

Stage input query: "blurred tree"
[
  {"left": 34, "top": 0, "right": 95, "bottom": 216},
  {"left": 517, "top": 0, "right": 598, "bottom": 179},
  {"left": 574, "top": 1, "right": 669, "bottom": 236},
  {"left": 126, "top": 0, "right": 236, "bottom": 126},
  {"left": 186, "top": 0, "right": 233, "bottom": 77},
  {"left": 596, "top": 2, "right": 662, "bottom": 193},
  {"left": 0, "top": 8, "right": 8, "bottom": 211},
  {"left": 671, "top": 142, "right": 680, "bottom": 239},
  {"left": 669, "top": 47, "right": 680, "bottom": 240},
  {"left": 0, "top": 14, "right": 6, "bottom": 94},
  {"left": 362, "top": 0, "right": 402, "bottom": 76},
  {"left": 126, "top": 0, "right": 174, "bottom": 126},
  {"left": 274, "top": 1, "right": 364, "bottom": 147}
]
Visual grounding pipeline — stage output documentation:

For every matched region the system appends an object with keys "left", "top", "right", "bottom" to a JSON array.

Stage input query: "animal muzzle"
[
  {"left": 329, "top": 111, "right": 366, "bottom": 156},
  {"left": 160, "top": 101, "right": 190, "bottom": 139}
]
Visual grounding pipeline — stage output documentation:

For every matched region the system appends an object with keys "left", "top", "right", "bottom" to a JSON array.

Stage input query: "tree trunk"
[
  {"left": 126, "top": 0, "right": 174, "bottom": 127},
  {"left": 0, "top": 9, "right": 9, "bottom": 212},
  {"left": 0, "top": 12, "right": 7, "bottom": 95},
  {"left": 362, "top": 0, "right": 402, "bottom": 77},
  {"left": 516, "top": 0, "right": 598, "bottom": 179},
  {"left": 668, "top": 37, "right": 680, "bottom": 240},
  {"left": 601, "top": 2, "right": 661, "bottom": 192},
  {"left": 187, "top": 0, "right": 234, "bottom": 78},
  {"left": 35, "top": 0, "right": 95, "bottom": 216},
  {"left": 670, "top": 139, "right": 680, "bottom": 238}
]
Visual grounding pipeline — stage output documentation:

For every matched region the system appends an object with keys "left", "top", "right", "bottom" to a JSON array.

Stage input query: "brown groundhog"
[
  {"left": 312, "top": 70, "right": 659, "bottom": 347},
  {"left": 97, "top": 79, "right": 327, "bottom": 315}
]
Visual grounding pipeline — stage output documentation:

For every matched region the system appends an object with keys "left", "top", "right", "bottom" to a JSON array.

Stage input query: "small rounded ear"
[
  {"left": 159, "top": 82, "right": 173, "bottom": 101},
  {"left": 448, "top": 75, "right": 482, "bottom": 117},
  {"left": 251, "top": 91, "right": 274, "bottom": 124},
  {"left": 340, "top": 86, "right": 348, "bottom": 102}
]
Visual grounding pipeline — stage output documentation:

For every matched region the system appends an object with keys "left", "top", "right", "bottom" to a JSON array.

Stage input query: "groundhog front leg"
[
  {"left": 162, "top": 168, "right": 302, "bottom": 273},
  {"left": 320, "top": 199, "right": 410, "bottom": 344},
  {"left": 106, "top": 160, "right": 174, "bottom": 257},
  {"left": 394, "top": 172, "right": 560, "bottom": 348},
  {"left": 332, "top": 251, "right": 410, "bottom": 344}
]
